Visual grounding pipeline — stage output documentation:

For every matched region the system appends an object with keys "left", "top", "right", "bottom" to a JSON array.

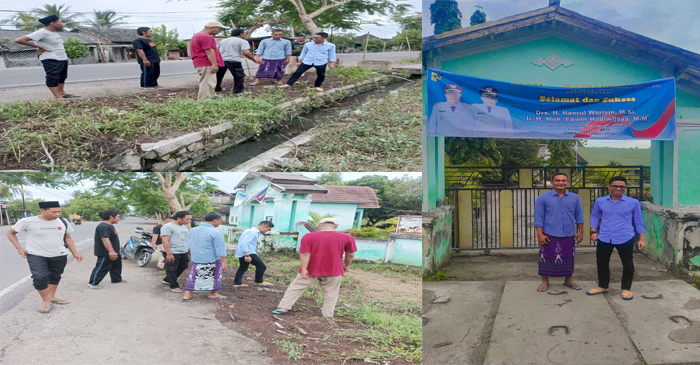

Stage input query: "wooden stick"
[
  {"left": 406, "top": 35, "right": 411, "bottom": 52},
  {"left": 362, "top": 32, "right": 370, "bottom": 60}
]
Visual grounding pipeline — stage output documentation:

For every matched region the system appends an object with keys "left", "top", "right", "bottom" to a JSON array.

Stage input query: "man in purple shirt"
[
  {"left": 587, "top": 176, "right": 646, "bottom": 300},
  {"left": 534, "top": 172, "right": 584, "bottom": 292}
]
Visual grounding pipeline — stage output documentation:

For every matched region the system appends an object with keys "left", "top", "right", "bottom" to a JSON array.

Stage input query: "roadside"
[
  {"left": 422, "top": 250, "right": 700, "bottom": 365},
  {"left": 213, "top": 253, "right": 422, "bottom": 365}
]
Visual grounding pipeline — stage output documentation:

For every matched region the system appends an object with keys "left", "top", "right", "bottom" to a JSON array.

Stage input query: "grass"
[
  {"left": 422, "top": 271, "right": 451, "bottom": 281},
  {"left": 287, "top": 80, "right": 421, "bottom": 172},
  {"left": 577, "top": 146, "right": 651, "bottom": 166},
  {"left": 272, "top": 340, "right": 303, "bottom": 361},
  {"left": 395, "top": 58, "right": 422, "bottom": 64}
]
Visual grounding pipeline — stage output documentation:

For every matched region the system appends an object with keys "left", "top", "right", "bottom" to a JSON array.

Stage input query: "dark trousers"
[
  {"left": 89, "top": 255, "right": 123, "bottom": 285},
  {"left": 234, "top": 254, "right": 266, "bottom": 285},
  {"left": 163, "top": 253, "right": 189, "bottom": 289},
  {"left": 26, "top": 254, "right": 67, "bottom": 290},
  {"left": 215, "top": 61, "right": 246, "bottom": 94},
  {"left": 286, "top": 63, "right": 327, "bottom": 88},
  {"left": 140, "top": 62, "right": 160, "bottom": 87},
  {"left": 41, "top": 59, "right": 68, "bottom": 87},
  {"left": 596, "top": 239, "right": 635, "bottom": 290}
]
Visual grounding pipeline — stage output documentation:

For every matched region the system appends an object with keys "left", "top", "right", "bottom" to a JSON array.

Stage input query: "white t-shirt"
[
  {"left": 26, "top": 28, "right": 68, "bottom": 61},
  {"left": 12, "top": 216, "right": 74, "bottom": 257},
  {"left": 218, "top": 37, "right": 250, "bottom": 63}
]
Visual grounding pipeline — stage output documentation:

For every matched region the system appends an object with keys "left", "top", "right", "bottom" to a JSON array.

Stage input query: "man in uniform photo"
[
  {"left": 428, "top": 84, "right": 479, "bottom": 136},
  {"left": 473, "top": 86, "right": 514, "bottom": 136}
]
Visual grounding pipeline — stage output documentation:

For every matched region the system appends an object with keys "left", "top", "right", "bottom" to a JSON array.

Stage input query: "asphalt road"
[
  {"left": 0, "top": 51, "right": 419, "bottom": 88},
  {"left": 0, "top": 218, "right": 154, "bottom": 314}
]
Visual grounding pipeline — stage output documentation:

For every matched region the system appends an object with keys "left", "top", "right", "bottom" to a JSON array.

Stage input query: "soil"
[{"left": 202, "top": 266, "right": 418, "bottom": 365}]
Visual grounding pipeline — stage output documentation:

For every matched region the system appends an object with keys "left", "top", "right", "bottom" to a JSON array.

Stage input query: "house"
[
  {"left": 0, "top": 29, "right": 99, "bottom": 69},
  {"left": 71, "top": 27, "right": 140, "bottom": 62},
  {"left": 308, "top": 185, "right": 380, "bottom": 231},
  {"left": 209, "top": 189, "right": 233, "bottom": 206},
  {"left": 537, "top": 144, "right": 589, "bottom": 166}
]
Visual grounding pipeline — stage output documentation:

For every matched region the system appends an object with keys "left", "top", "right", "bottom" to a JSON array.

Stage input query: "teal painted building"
[{"left": 423, "top": 5, "right": 700, "bottom": 272}]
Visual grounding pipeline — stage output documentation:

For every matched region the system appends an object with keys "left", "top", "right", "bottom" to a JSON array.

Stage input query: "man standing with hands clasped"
[
  {"left": 88, "top": 210, "right": 125, "bottom": 289},
  {"left": 534, "top": 173, "right": 585, "bottom": 292},
  {"left": 273, "top": 218, "right": 356, "bottom": 317},
  {"left": 7, "top": 201, "right": 83, "bottom": 314},
  {"left": 587, "top": 176, "right": 646, "bottom": 300}
]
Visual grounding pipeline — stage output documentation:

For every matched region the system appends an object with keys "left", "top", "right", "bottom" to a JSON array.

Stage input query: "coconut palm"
[
  {"left": 87, "top": 10, "right": 128, "bottom": 28},
  {"left": 307, "top": 211, "right": 336, "bottom": 225},
  {"left": 0, "top": 183, "right": 31, "bottom": 200},
  {"left": 0, "top": 12, "right": 42, "bottom": 31},
  {"left": 31, "top": 3, "right": 80, "bottom": 30}
]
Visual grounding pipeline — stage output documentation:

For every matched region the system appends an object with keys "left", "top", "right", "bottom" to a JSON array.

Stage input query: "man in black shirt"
[
  {"left": 88, "top": 210, "right": 123, "bottom": 289},
  {"left": 285, "top": 33, "right": 307, "bottom": 76},
  {"left": 151, "top": 216, "right": 173, "bottom": 269},
  {"left": 133, "top": 27, "right": 161, "bottom": 88}
]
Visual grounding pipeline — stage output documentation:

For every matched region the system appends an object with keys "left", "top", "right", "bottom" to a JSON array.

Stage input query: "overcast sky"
[
  {"left": 0, "top": 0, "right": 421, "bottom": 39},
  {"left": 19, "top": 172, "right": 421, "bottom": 204}
]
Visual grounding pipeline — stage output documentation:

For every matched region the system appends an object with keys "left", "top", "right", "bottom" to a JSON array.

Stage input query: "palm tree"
[
  {"left": 0, "top": 12, "right": 42, "bottom": 31},
  {"left": 31, "top": 3, "right": 80, "bottom": 30},
  {"left": 87, "top": 10, "right": 128, "bottom": 28},
  {"left": 307, "top": 211, "right": 336, "bottom": 225}
]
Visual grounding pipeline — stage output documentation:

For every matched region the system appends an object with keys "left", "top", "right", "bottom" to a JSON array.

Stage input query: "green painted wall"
[
  {"left": 676, "top": 90, "right": 700, "bottom": 119},
  {"left": 391, "top": 237, "right": 422, "bottom": 266},
  {"left": 677, "top": 130, "right": 700, "bottom": 206},
  {"left": 650, "top": 140, "right": 674, "bottom": 208},
  {"left": 309, "top": 202, "right": 359, "bottom": 231},
  {"left": 354, "top": 240, "right": 389, "bottom": 262},
  {"left": 440, "top": 37, "right": 662, "bottom": 86}
]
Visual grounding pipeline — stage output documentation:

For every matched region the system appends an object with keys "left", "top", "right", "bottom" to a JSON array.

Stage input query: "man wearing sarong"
[
  {"left": 250, "top": 29, "right": 291, "bottom": 86},
  {"left": 182, "top": 212, "right": 228, "bottom": 301},
  {"left": 587, "top": 176, "right": 646, "bottom": 301},
  {"left": 534, "top": 172, "right": 584, "bottom": 292}
]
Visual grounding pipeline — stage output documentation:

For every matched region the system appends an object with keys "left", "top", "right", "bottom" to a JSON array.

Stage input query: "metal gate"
[{"left": 445, "top": 166, "right": 649, "bottom": 250}]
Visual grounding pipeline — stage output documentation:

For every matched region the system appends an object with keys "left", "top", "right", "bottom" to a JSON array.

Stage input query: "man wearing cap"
[
  {"left": 14, "top": 16, "right": 79, "bottom": 101},
  {"left": 428, "top": 84, "right": 479, "bottom": 136},
  {"left": 250, "top": 29, "right": 291, "bottom": 86},
  {"left": 473, "top": 86, "right": 514, "bottom": 135},
  {"left": 273, "top": 217, "right": 357, "bottom": 317},
  {"left": 233, "top": 221, "right": 275, "bottom": 288},
  {"left": 190, "top": 21, "right": 228, "bottom": 101},
  {"left": 6, "top": 201, "right": 84, "bottom": 314},
  {"left": 284, "top": 33, "right": 307, "bottom": 76}
]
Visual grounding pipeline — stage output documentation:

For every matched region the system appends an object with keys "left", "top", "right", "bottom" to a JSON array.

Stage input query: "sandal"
[
  {"left": 181, "top": 297, "right": 193, "bottom": 302},
  {"left": 254, "top": 282, "right": 274, "bottom": 287},
  {"left": 537, "top": 284, "right": 549, "bottom": 292},
  {"left": 38, "top": 305, "right": 52, "bottom": 314},
  {"left": 88, "top": 284, "right": 102, "bottom": 290},
  {"left": 563, "top": 282, "right": 582, "bottom": 290},
  {"left": 586, "top": 288, "right": 609, "bottom": 296},
  {"left": 272, "top": 309, "right": 287, "bottom": 315},
  {"left": 314, "top": 87, "right": 324, "bottom": 92},
  {"left": 208, "top": 294, "right": 227, "bottom": 299},
  {"left": 111, "top": 280, "right": 127, "bottom": 284},
  {"left": 51, "top": 299, "right": 69, "bottom": 305},
  {"left": 621, "top": 292, "right": 634, "bottom": 301},
  {"left": 233, "top": 284, "right": 249, "bottom": 288},
  {"left": 170, "top": 288, "right": 183, "bottom": 293},
  {"left": 277, "top": 84, "right": 291, "bottom": 89}
]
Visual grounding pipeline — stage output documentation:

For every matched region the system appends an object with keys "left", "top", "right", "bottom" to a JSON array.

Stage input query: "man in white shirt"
[
  {"left": 6, "top": 201, "right": 84, "bottom": 314},
  {"left": 216, "top": 28, "right": 263, "bottom": 94},
  {"left": 472, "top": 86, "right": 514, "bottom": 136},
  {"left": 13, "top": 15, "right": 79, "bottom": 101},
  {"left": 279, "top": 32, "right": 336, "bottom": 92}
]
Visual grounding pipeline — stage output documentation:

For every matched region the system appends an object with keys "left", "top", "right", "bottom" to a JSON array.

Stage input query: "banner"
[
  {"left": 426, "top": 68, "right": 676, "bottom": 140},
  {"left": 233, "top": 186, "right": 269, "bottom": 206}
]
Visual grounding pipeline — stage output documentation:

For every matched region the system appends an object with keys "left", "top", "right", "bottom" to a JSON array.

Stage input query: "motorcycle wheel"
[{"left": 137, "top": 251, "right": 152, "bottom": 267}]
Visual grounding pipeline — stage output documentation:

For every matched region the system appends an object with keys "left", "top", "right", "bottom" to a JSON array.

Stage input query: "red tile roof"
[{"left": 310, "top": 186, "right": 380, "bottom": 208}]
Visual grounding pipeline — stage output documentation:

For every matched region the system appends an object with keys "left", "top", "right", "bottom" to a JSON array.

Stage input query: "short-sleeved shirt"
[
  {"left": 298, "top": 231, "right": 357, "bottom": 277},
  {"left": 160, "top": 222, "right": 189, "bottom": 254},
  {"left": 12, "top": 216, "right": 74, "bottom": 257},
  {"left": 94, "top": 222, "right": 120, "bottom": 256},
  {"left": 190, "top": 32, "right": 224, "bottom": 67},
  {"left": 291, "top": 41, "right": 305, "bottom": 56},
  {"left": 26, "top": 28, "right": 67, "bottom": 61},
  {"left": 153, "top": 224, "right": 164, "bottom": 246},
  {"left": 132, "top": 37, "right": 160, "bottom": 65},
  {"left": 218, "top": 37, "right": 250, "bottom": 63}
]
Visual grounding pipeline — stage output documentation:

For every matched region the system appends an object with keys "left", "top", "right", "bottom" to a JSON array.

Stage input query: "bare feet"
[{"left": 563, "top": 280, "right": 582, "bottom": 290}]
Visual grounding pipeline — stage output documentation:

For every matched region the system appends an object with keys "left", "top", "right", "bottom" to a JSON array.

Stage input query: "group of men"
[
  {"left": 535, "top": 173, "right": 646, "bottom": 300},
  {"left": 7, "top": 203, "right": 357, "bottom": 317},
  {"left": 14, "top": 16, "right": 337, "bottom": 102}
]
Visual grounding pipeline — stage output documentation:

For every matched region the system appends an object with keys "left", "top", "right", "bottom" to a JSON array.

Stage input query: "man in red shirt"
[
  {"left": 190, "top": 21, "right": 228, "bottom": 101},
  {"left": 273, "top": 218, "right": 356, "bottom": 317}
]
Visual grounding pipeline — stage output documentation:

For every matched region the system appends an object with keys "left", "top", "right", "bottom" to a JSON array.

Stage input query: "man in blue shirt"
[
  {"left": 279, "top": 32, "right": 336, "bottom": 92},
  {"left": 534, "top": 172, "right": 584, "bottom": 292},
  {"left": 233, "top": 221, "right": 275, "bottom": 288},
  {"left": 182, "top": 212, "right": 228, "bottom": 301},
  {"left": 251, "top": 29, "right": 291, "bottom": 86},
  {"left": 587, "top": 176, "right": 646, "bottom": 300}
]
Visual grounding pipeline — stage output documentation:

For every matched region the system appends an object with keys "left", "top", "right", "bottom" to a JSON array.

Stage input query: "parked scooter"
[
  {"left": 72, "top": 219, "right": 82, "bottom": 225},
  {"left": 122, "top": 227, "right": 155, "bottom": 267}
]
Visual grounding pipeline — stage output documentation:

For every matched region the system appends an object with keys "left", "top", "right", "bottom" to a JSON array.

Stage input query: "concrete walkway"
[
  {"left": 0, "top": 225, "right": 272, "bottom": 365},
  {"left": 423, "top": 251, "right": 700, "bottom": 365}
]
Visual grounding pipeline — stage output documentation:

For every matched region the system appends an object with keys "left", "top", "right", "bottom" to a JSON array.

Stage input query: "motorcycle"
[
  {"left": 122, "top": 227, "right": 155, "bottom": 267},
  {"left": 73, "top": 219, "right": 82, "bottom": 225}
]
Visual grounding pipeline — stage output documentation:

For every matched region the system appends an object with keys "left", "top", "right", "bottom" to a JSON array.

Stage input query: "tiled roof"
[
  {"left": 256, "top": 172, "right": 317, "bottom": 183},
  {"left": 0, "top": 29, "right": 98, "bottom": 52},
  {"left": 72, "top": 27, "right": 139, "bottom": 43},
  {"left": 310, "top": 186, "right": 380, "bottom": 208}
]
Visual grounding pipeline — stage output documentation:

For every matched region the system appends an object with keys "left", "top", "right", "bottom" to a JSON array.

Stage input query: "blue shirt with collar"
[
  {"left": 299, "top": 41, "right": 337, "bottom": 66},
  {"left": 256, "top": 38, "right": 291, "bottom": 60},
  {"left": 188, "top": 223, "right": 227, "bottom": 263},
  {"left": 235, "top": 227, "right": 260, "bottom": 258},
  {"left": 590, "top": 194, "right": 646, "bottom": 244},
  {"left": 534, "top": 189, "right": 585, "bottom": 237}
]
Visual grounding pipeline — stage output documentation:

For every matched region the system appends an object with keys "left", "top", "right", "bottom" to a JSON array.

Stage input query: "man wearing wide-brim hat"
[
  {"left": 14, "top": 16, "right": 80, "bottom": 101},
  {"left": 6, "top": 201, "right": 84, "bottom": 314},
  {"left": 190, "top": 21, "right": 229, "bottom": 101}
]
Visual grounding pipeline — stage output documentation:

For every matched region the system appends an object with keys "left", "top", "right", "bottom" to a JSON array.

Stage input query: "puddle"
[{"left": 196, "top": 80, "right": 413, "bottom": 171}]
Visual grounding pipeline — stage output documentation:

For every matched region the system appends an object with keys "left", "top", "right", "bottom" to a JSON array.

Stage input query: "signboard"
[
  {"left": 426, "top": 68, "right": 676, "bottom": 140},
  {"left": 396, "top": 216, "right": 421, "bottom": 234}
]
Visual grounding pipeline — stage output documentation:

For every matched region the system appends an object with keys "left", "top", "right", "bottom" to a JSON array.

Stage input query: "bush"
[
  {"left": 64, "top": 38, "right": 90, "bottom": 59},
  {"left": 345, "top": 227, "right": 391, "bottom": 239}
]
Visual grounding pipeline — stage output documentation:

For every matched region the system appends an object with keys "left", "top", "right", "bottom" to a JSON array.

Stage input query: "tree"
[
  {"left": 0, "top": 12, "right": 42, "bottom": 31},
  {"left": 316, "top": 172, "right": 343, "bottom": 185},
  {"left": 217, "top": 0, "right": 289, "bottom": 36},
  {"left": 308, "top": 211, "right": 336, "bottom": 225},
  {"left": 429, "top": 0, "right": 462, "bottom": 35},
  {"left": 546, "top": 140, "right": 576, "bottom": 166},
  {"left": 151, "top": 24, "right": 181, "bottom": 56},
  {"left": 31, "top": 4, "right": 80, "bottom": 30},
  {"left": 7, "top": 198, "right": 44, "bottom": 219},
  {"left": 495, "top": 139, "right": 542, "bottom": 166},
  {"left": 388, "top": 12, "right": 421, "bottom": 50},
  {"left": 87, "top": 10, "right": 128, "bottom": 28},
  {"left": 63, "top": 191, "right": 130, "bottom": 221},
  {"left": 64, "top": 38, "right": 90, "bottom": 59},
  {"left": 330, "top": 32, "right": 358, "bottom": 51},
  {"left": 469, "top": 5, "right": 487, "bottom": 26},
  {"left": 445, "top": 137, "right": 502, "bottom": 166},
  {"left": 381, "top": 175, "right": 421, "bottom": 212}
]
